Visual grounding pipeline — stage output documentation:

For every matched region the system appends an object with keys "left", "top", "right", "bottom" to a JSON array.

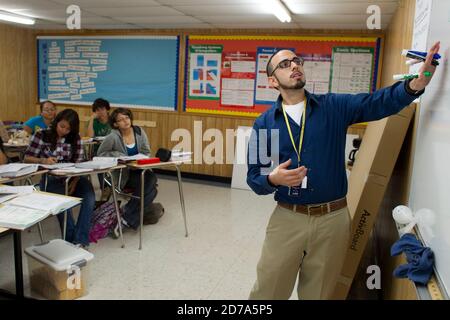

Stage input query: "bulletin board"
[
  {"left": 184, "top": 35, "right": 381, "bottom": 117},
  {"left": 37, "top": 35, "right": 180, "bottom": 111}
]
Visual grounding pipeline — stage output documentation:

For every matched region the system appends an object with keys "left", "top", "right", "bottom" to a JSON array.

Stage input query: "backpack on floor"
[{"left": 89, "top": 201, "right": 121, "bottom": 243}]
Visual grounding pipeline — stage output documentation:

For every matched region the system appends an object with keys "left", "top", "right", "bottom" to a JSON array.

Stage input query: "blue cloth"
[
  {"left": 247, "top": 81, "right": 421, "bottom": 204},
  {"left": 391, "top": 233, "right": 434, "bottom": 285},
  {"left": 126, "top": 144, "right": 138, "bottom": 156},
  {"left": 40, "top": 176, "right": 95, "bottom": 246},
  {"left": 24, "top": 115, "right": 47, "bottom": 134}
]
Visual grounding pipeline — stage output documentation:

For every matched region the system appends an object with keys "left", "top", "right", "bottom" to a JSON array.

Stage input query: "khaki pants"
[{"left": 249, "top": 204, "right": 350, "bottom": 300}]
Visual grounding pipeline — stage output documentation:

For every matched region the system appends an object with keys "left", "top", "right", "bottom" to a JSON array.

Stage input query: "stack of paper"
[
  {"left": 76, "top": 157, "right": 118, "bottom": 169},
  {"left": 51, "top": 167, "right": 93, "bottom": 174},
  {"left": 40, "top": 163, "right": 75, "bottom": 170},
  {"left": 171, "top": 150, "right": 192, "bottom": 162},
  {"left": 0, "top": 163, "right": 39, "bottom": 178},
  {"left": 117, "top": 154, "right": 149, "bottom": 162}
]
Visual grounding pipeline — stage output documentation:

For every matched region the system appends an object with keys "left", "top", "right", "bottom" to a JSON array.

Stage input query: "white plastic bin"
[{"left": 25, "top": 239, "right": 94, "bottom": 300}]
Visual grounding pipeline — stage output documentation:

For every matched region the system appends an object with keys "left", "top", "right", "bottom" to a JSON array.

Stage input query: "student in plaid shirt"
[{"left": 24, "top": 109, "right": 95, "bottom": 247}]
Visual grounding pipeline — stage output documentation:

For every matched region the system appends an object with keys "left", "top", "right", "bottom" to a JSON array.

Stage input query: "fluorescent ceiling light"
[
  {"left": 267, "top": 0, "right": 291, "bottom": 23},
  {"left": 0, "top": 10, "right": 35, "bottom": 25}
]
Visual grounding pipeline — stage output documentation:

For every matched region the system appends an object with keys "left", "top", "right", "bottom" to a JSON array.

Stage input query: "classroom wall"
[
  {"left": 374, "top": 0, "right": 418, "bottom": 300},
  {"left": 31, "top": 28, "right": 374, "bottom": 177},
  {"left": 0, "top": 23, "right": 36, "bottom": 122}
]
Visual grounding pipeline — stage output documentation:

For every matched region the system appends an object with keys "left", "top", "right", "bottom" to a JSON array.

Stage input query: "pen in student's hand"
[{"left": 393, "top": 71, "right": 432, "bottom": 81}]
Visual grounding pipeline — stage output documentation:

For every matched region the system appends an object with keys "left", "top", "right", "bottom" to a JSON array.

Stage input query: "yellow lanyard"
[{"left": 282, "top": 100, "right": 306, "bottom": 164}]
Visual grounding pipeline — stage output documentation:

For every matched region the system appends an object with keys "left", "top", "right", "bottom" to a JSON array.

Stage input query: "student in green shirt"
[{"left": 87, "top": 98, "right": 112, "bottom": 138}]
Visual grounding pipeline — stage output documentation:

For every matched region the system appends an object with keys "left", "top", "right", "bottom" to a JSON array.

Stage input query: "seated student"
[
  {"left": 0, "top": 120, "right": 10, "bottom": 143},
  {"left": 24, "top": 100, "right": 57, "bottom": 135},
  {"left": 24, "top": 109, "right": 95, "bottom": 248},
  {"left": 87, "top": 98, "right": 112, "bottom": 138},
  {"left": 97, "top": 108, "right": 162, "bottom": 234},
  {"left": 0, "top": 137, "right": 8, "bottom": 165}
]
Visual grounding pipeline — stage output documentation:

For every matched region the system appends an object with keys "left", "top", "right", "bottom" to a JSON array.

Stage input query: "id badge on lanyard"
[{"left": 283, "top": 102, "right": 307, "bottom": 198}]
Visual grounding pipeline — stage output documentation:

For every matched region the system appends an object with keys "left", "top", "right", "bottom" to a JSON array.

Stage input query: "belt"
[{"left": 278, "top": 198, "right": 347, "bottom": 216}]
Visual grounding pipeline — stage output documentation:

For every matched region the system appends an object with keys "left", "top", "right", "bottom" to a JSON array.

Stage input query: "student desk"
[
  {"left": 125, "top": 160, "right": 190, "bottom": 250},
  {"left": 0, "top": 169, "right": 49, "bottom": 242},
  {"left": 0, "top": 227, "right": 24, "bottom": 299},
  {"left": 47, "top": 165, "right": 127, "bottom": 248}
]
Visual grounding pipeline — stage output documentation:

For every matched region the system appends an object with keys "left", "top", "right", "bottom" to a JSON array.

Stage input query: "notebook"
[
  {"left": 6, "top": 192, "right": 81, "bottom": 215},
  {"left": 0, "top": 205, "right": 49, "bottom": 230},
  {"left": 0, "top": 163, "right": 38, "bottom": 178}
]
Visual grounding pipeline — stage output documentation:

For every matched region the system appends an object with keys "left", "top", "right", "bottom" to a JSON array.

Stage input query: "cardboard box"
[{"left": 331, "top": 105, "right": 415, "bottom": 299}]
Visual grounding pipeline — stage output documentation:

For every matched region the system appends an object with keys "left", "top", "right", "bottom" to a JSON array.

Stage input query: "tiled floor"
[{"left": 0, "top": 175, "right": 279, "bottom": 300}]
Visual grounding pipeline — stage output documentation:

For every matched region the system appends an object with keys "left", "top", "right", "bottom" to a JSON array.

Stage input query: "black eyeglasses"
[{"left": 270, "top": 57, "right": 304, "bottom": 76}]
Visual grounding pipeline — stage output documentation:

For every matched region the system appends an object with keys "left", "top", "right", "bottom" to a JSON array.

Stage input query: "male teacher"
[{"left": 247, "top": 42, "right": 440, "bottom": 299}]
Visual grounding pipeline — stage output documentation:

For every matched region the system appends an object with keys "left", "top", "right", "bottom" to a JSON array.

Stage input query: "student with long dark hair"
[
  {"left": 24, "top": 109, "right": 95, "bottom": 247},
  {"left": 97, "top": 108, "right": 162, "bottom": 235}
]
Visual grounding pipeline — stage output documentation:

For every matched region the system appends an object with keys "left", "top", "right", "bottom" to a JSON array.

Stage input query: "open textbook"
[
  {"left": 0, "top": 192, "right": 81, "bottom": 230},
  {"left": 0, "top": 163, "right": 38, "bottom": 178},
  {"left": 0, "top": 185, "right": 35, "bottom": 204},
  {"left": 39, "top": 163, "right": 75, "bottom": 170}
]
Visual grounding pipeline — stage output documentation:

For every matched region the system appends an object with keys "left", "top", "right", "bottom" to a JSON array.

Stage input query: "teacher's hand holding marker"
[{"left": 394, "top": 41, "right": 441, "bottom": 91}]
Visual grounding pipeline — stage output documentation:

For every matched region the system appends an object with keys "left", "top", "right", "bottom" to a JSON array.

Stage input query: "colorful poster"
[
  {"left": 188, "top": 45, "right": 222, "bottom": 100},
  {"left": 185, "top": 36, "right": 380, "bottom": 116},
  {"left": 330, "top": 47, "right": 374, "bottom": 94},
  {"left": 302, "top": 53, "right": 331, "bottom": 94},
  {"left": 220, "top": 51, "right": 256, "bottom": 107}
]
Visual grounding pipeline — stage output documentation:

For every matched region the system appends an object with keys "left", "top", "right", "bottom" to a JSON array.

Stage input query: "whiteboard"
[{"left": 409, "top": 0, "right": 450, "bottom": 298}]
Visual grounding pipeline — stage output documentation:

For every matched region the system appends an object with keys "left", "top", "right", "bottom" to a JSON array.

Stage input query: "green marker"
[{"left": 393, "top": 71, "right": 432, "bottom": 80}]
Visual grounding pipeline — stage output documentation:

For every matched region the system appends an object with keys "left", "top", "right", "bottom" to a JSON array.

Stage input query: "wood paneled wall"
[
  {"left": 374, "top": 0, "right": 418, "bottom": 300},
  {"left": 0, "top": 23, "right": 36, "bottom": 122}
]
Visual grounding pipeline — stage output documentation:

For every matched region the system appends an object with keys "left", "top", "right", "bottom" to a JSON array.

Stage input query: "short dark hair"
[
  {"left": 266, "top": 48, "right": 294, "bottom": 77},
  {"left": 40, "top": 100, "right": 55, "bottom": 112},
  {"left": 92, "top": 98, "right": 111, "bottom": 112},
  {"left": 109, "top": 107, "right": 133, "bottom": 128}
]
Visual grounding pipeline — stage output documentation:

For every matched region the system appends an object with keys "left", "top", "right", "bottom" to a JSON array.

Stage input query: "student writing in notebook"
[
  {"left": 97, "top": 108, "right": 162, "bottom": 236},
  {"left": 24, "top": 109, "right": 95, "bottom": 248}
]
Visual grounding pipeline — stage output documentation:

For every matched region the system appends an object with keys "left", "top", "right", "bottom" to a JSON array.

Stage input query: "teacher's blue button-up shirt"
[{"left": 247, "top": 81, "right": 421, "bottom": 205}]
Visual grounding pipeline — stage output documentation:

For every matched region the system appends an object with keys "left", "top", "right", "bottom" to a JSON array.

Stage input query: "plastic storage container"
[{"left": 25, "top": 239, "right": 94, "bottom": 300}]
